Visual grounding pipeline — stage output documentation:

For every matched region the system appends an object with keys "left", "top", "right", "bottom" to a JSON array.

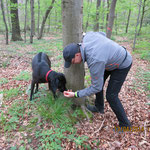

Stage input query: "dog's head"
[{"left": 50, "top": 73, "right": 67, "bottom": 93}]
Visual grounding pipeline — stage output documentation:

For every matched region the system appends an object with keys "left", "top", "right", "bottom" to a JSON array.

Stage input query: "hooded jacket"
[{"left": 77, "top": 31, "right": 132, "bottom": 97}]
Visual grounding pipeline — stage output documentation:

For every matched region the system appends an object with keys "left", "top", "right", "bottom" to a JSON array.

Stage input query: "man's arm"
[{"left": 77, "top": 61, "right": 105, "bottom": 97}]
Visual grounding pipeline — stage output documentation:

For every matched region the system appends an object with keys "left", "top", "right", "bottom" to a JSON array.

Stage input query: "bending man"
[{"left": 63, "top": 32, "right": 132, "bottom": 127}]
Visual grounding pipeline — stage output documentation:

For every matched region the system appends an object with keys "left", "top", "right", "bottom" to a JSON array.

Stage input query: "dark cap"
[{"left": 63, "top": 43, "right": 79, "bottom": 68}]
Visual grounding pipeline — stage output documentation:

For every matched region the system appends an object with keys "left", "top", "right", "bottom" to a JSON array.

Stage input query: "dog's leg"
[
  {"left": 34, "top": 83, "right": 39, "bottom": 93},
  {"left": 52, "top": 91, "right": 57, "bottom": 99},
  {"left": 48, "top": 83, "right": 57, "bottom": 99},
  {"left": 30, "top": 80, "right": 35, "bottom": 101}
]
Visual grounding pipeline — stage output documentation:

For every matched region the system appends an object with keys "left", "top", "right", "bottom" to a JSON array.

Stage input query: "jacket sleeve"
[{"left": 78, "top": 61, "right": 105, "bottom": 97}]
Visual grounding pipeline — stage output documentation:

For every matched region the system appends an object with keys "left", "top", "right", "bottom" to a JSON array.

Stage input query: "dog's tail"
[{"left": 38, "top": 52, "right": 42, "bottom": 62}]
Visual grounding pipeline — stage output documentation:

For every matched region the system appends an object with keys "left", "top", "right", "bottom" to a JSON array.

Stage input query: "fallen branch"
[{"left": 91, "top": 118, "right": 105, "bottom": 136}]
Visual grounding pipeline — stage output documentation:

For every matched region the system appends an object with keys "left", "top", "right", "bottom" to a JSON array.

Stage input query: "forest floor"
[{"left": 0, "top": 33, "right": 150, "bottom": 150}]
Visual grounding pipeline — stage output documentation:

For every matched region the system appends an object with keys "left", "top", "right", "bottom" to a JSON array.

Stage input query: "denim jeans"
[{"left": 95, "top": 64, "right": 132, "bottom": 127}]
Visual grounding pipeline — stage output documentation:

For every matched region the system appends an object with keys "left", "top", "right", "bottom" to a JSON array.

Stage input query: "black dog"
[{"left": 30, "top": 52, "right": 67, "bottom": 100}]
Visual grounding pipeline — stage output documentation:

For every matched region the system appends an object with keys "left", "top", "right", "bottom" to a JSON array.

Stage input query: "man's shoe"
[{"left": 86, "top": 105, "right": 104, "bottom": 114}]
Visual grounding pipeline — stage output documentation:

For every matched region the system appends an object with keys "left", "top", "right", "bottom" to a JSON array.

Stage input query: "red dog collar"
[{"left": 46, "top": 70, "right": 53, "bottom": 82}]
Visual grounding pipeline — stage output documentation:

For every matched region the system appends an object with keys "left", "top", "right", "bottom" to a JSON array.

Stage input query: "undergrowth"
[{"left": 0, "top": 86, "right": 91, "bottom": 149}]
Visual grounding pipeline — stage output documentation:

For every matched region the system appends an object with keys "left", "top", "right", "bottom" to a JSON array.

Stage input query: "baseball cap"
[{"left": 63, "top": 43, "right": 79, "bottom": 68}]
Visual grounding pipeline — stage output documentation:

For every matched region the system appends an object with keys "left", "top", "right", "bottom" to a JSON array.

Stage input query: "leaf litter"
[{"left": 0, "top": 35, "right": 149, "bottom": 149}]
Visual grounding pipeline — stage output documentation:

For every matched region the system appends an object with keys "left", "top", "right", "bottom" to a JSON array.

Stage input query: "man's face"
[{"left": 71, "top": 52, "right": 82, "bottom": 64}]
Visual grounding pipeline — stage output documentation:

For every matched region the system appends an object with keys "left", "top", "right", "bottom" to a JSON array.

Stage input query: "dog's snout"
[{"left": 59, "top": 86, "right": 67, "bottom": 92}]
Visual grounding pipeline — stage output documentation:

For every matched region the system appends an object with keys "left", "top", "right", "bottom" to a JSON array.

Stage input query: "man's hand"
[{"left": 63, "top": 90, "right": 75, "bottom": 98}]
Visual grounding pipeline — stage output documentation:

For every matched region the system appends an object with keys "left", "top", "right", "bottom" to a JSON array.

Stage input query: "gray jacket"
[{"left": 77, "top": 31, "right": 132, "bottom": 97}]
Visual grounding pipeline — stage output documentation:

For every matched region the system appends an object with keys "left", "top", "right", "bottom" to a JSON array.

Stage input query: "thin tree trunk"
[
  {"left": 38, "top": 0, "right": 55, "bottom": 40},
  {"left": 101, "top": 0, "right": 105, "bottom": 30},
  {"left": 94, "top": 0, "right": 101, "bottom": 31},
  {"left": 0, "top": 0, "right": 9, "bottom": 44},
  {"left": 106, "top": 0, "right": 110, "bottom": 32},
  {"left": 85, "top": 0, "right": 92, "bottom": 32},
  {"left": 62, "top": 0, "right": 85, "bottom": 106},
  {"left": 138, "top": 0, "right": 147, "bottom": 35},
  {"left": 133, "top": 0, "right": 142, "bottom": 50},
  {"left": 37, "top": 0, "right": 40, "bottom": 36},
  {"left": 106, "top": 0, "right": 117, "bottom": 38},
  {"left": 10, "top": 0, "right": 23, "bottom": 41},
  {"left": 24, "top": 0, "right": 28, "bottom": 43},
  {"left": 125, "top": 9, "right": 131, "bottom": 33},
  {"left": 6, "top": 0, "right": 11, "bottom": 31},
  {"left": 30, "top": 0, "right": 34, "bottom": 43}
]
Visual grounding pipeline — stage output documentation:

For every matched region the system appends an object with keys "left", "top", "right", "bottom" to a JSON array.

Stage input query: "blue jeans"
[{"left": 95, "top": 64, "right": 132, "bottom": 127}]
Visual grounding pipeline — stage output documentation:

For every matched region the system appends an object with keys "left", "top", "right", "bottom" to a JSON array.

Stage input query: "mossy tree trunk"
[{"left": 10, "top": 0, "right": 22, "bottom": 41}]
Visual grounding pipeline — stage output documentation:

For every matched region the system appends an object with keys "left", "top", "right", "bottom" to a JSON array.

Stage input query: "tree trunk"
[
  {"left": 37, "top": 0, "right": 40, "bottom": 36},
  {"left": 30, "top": 0, "right": 35, "bottom": 43},
  {"left": 94, "top": 0, "right": 101, "bottom": 31},
  {"left": 38, "top": 0, "right": 55, "bottom": 40},
  {"left": 24, "top": 0, "right": 28, "bottom": 43},
  {"left": 10, "top": 0, "right": 23, "bottom": 41},
  {"left": 6, "top": 0, "right": 11, "bottom": 31},
  {"left": 85, "top": 0, "right": 92, "bottom": 32},
  {"left": 133, "top": 0, "right": 142, "bottom": 50},
  {"left": 106, "top": 0, "right": 117, "bottom": 38},
  {"left": 125, "top": 9, "right": 131, "bottom": 33},
  {"left": 101, "top": 0, "right": 105, "bottom": 30},
  {"left": 138, "top": 0, "right": 147, "bottom": 35},
  {"left": 106, "top": 0, "right": 110, "bottom": 32},
  {"left": 0, "top": 0, "right": 9, "bottom": 44},
  {"left": 62, "top": 0, "right": 85, "bottom": 106}
]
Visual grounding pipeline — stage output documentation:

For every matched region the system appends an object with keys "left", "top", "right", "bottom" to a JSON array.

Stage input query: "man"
[{"left": 63, "top": 31, "right": 132, "bottom": 127}]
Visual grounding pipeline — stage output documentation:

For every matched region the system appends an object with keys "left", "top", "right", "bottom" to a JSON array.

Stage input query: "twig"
[
  {"left": 91, "top": 118, "right": 105, "bottom": 136},
  {"left": 107, "top": 141, "right": 111, "bottom": 148}
]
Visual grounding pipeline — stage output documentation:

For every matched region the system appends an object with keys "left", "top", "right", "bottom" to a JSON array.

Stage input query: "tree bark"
[
  {"left": 138, "top": 0, "right": 147, "bottom": 35},
  {"left": 0, "top": 0, "right": 9, "bottom": 44},
  {"left": 10, "top": 0, "right": 23, "bottom": 41},
  {"left": 30, "top": 0, "right": 35, "bottom": 43},
  {"left": 6, "top": 0, "right": 11, "bottom": 31},
  {"left": 106, "top": 0, "right": 117, "bottom": 38},
  {"left": 125, "top": 9, "right": 131, "bottom": 33},
  {"left": 38, "top": 0, "right": 55, "bottom": 40},
  {"left": 24, "top": 0, "right": 28, "bottom": 43},
  {"left": 133, "top": 0, "right": 142, "bottom": 50},
  {"left": 106, "top": 0, "right": 110, "bottom": 32},
  {"left": 62, "top": 0, "right": 85, "bottom": 106},
  {"left": 37, "top": 0, "right": 40, "bottom": 36},
  {"left": 101, "top": 0, "right": 106, "bottom": 30},
  {"left": 94, "top": 0, "right": 101, "bottom": 31},
  {"left": 85, "top": 0, "right": 92, "bottom": 32}
]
